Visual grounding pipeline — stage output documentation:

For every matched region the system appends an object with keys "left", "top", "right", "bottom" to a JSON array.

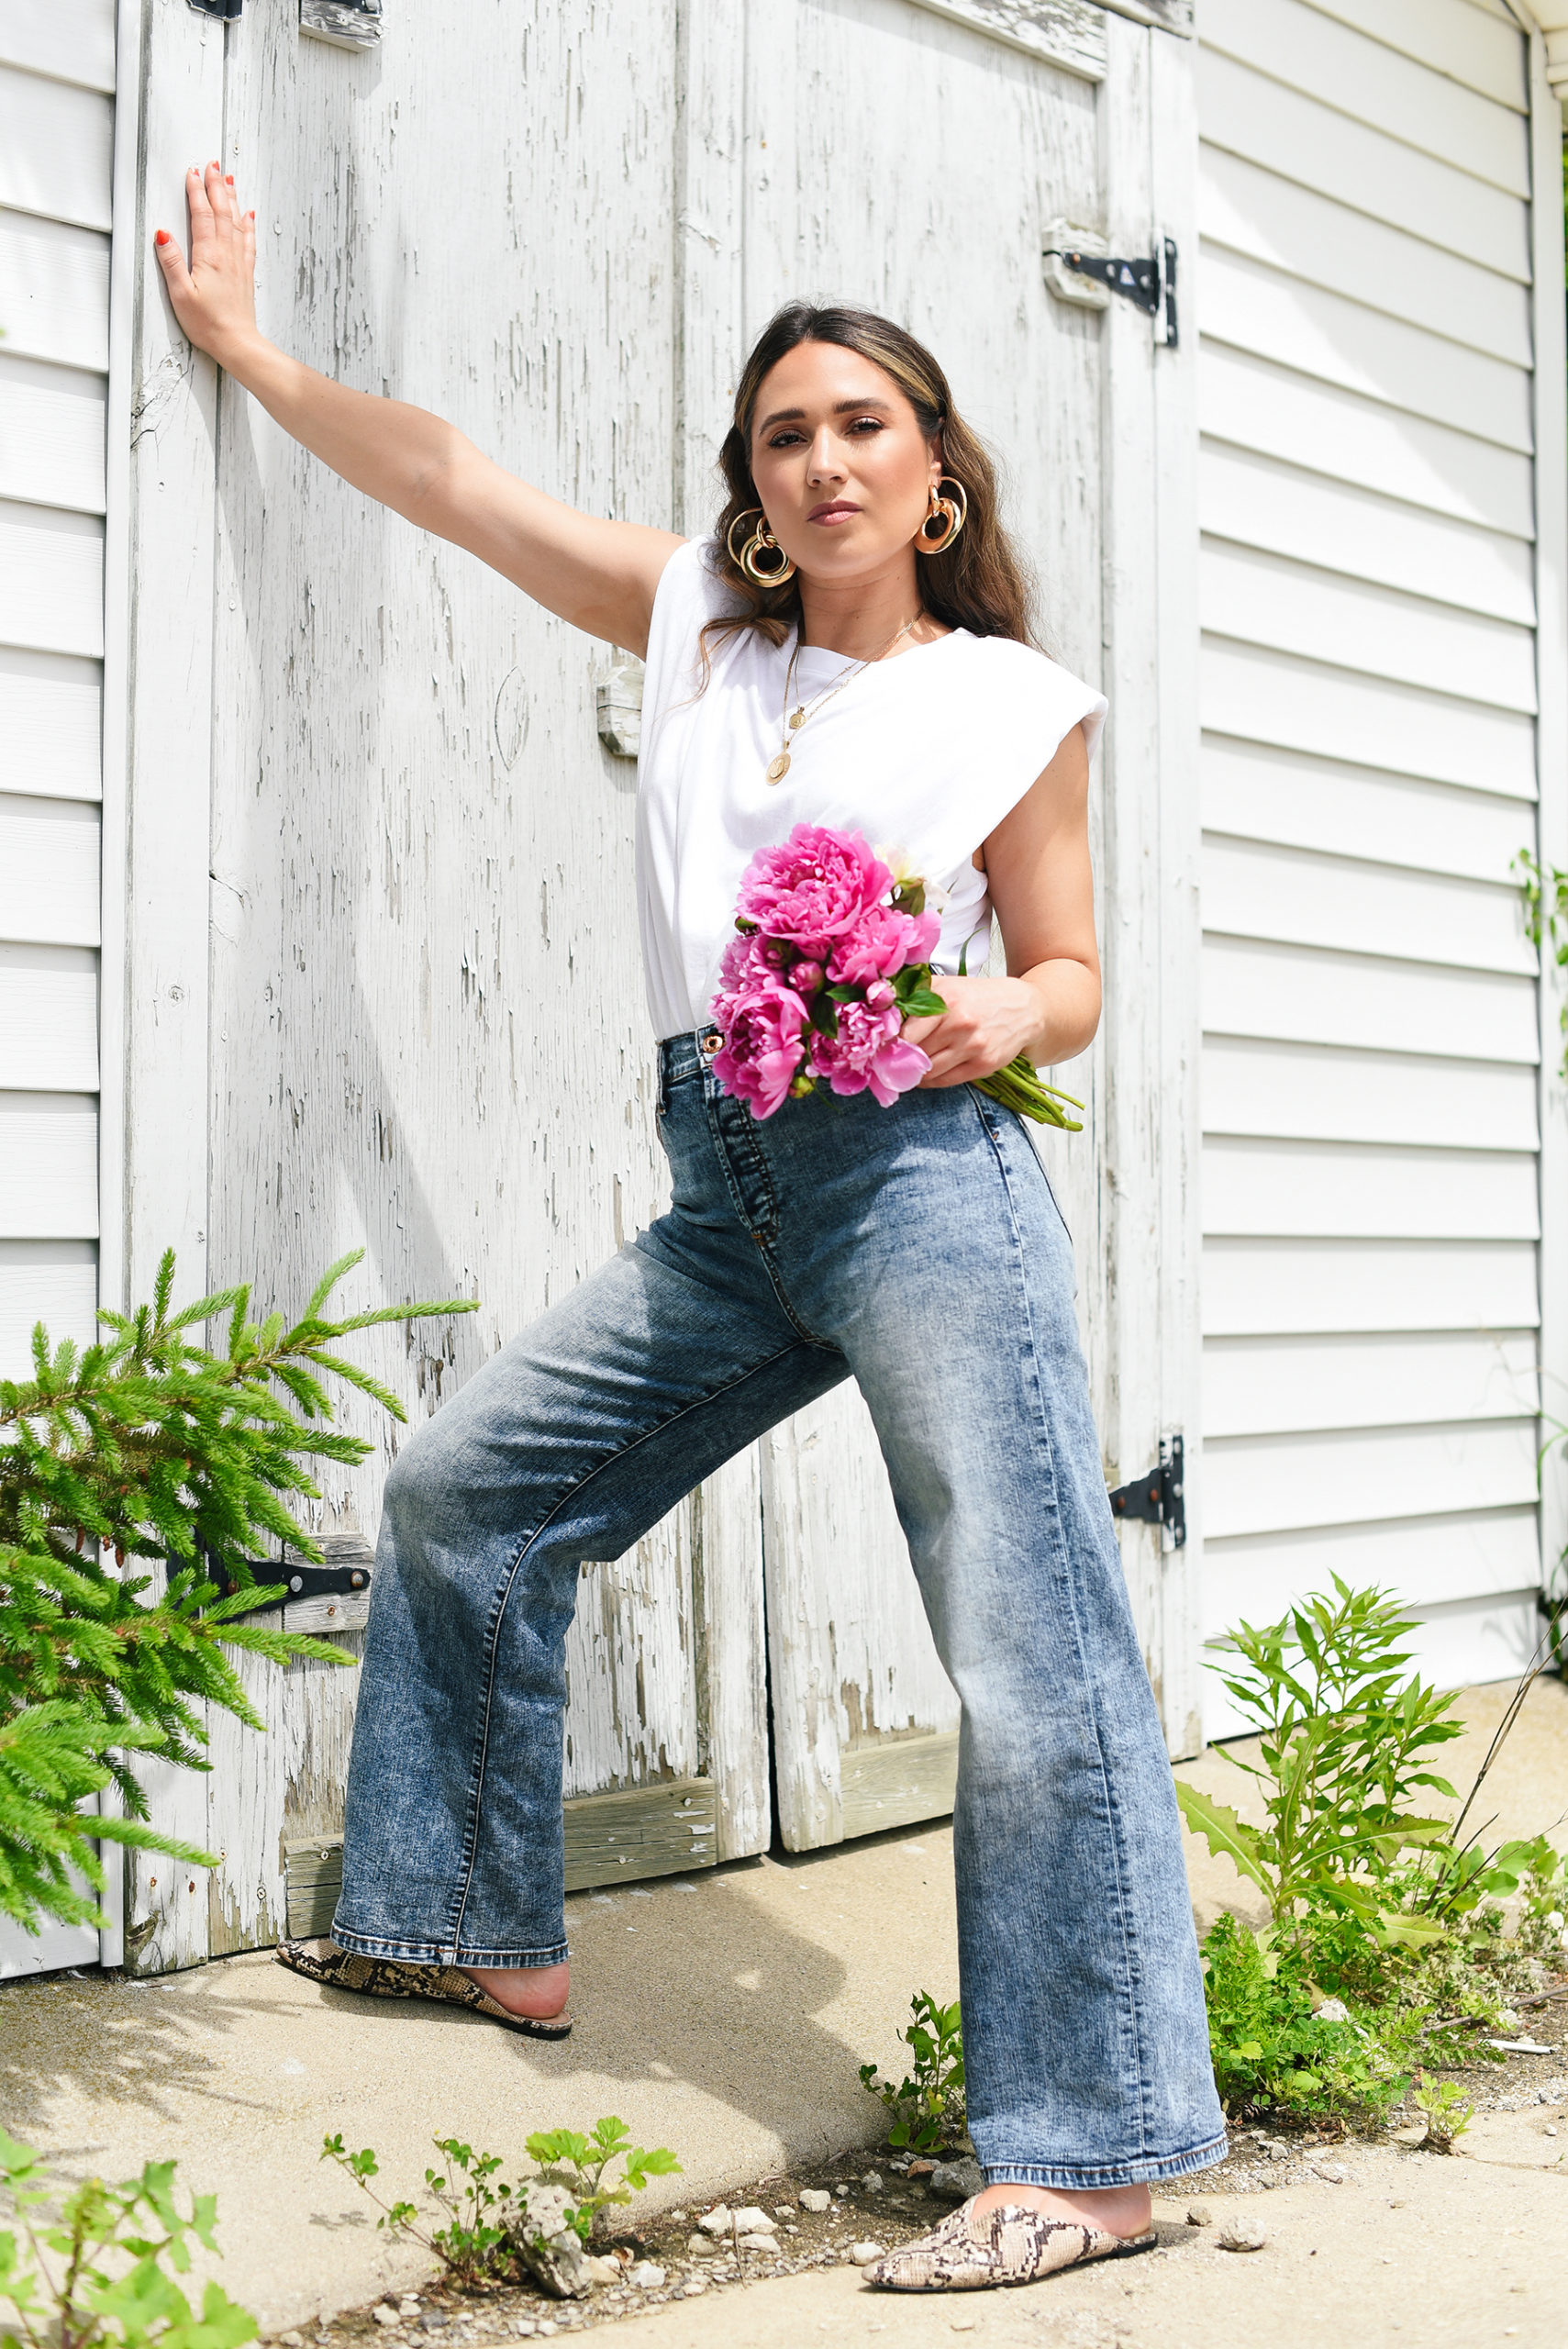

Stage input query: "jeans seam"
[
  {"left": 701, "top": 1082, "right": 782, "bottom": 1244},
  {"left": 966, "top": 1087, "right": 1155, "bottom": 2160},
  {"left": 445, "top": 1334, "right": 814, "bottom": 1959}
]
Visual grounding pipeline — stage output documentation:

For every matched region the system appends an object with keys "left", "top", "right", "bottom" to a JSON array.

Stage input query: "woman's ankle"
[
  {"left": 970, "top": 2180, "right": 1151, "bottom": 2237},
  {"left": 463, "top": 1961, "right": 570, "bottom": 2019}
]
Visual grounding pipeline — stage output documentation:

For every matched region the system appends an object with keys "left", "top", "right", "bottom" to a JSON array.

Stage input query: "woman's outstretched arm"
[{"left": 155, "top": 164, "right": 681, "bottom": 655}]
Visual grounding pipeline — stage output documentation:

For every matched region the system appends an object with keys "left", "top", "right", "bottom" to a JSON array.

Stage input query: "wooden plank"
[
  {"left": 1199, "top": 147, "right": 1531, "bottom": 369},
  {"left": 840, "top": 1731, "right": 958, "bottom": 1840},
  {"left": 0, "top": 354, "right": 106, "bottom": 515},
  {"left": 1202, "top": 1036, "right": 1540, "bottom": 1152},
  {"left": 693, "top": 1446, "right": 772, "bottom": 1865},
  {"left": 1198, "top": 348, "right": 1533, "bottom": 542},
  {"left": 1296, "top": 0, "right": 1528, "bottom": 112},
  {"left": 1526, "top": 24, "right": 1568, "bottom": 1689},
  {"left": 761, "top": 1384, "right": 959, "bottom": 1854},
  {"left": 1196, "top": 47, "right": 1530, "bottom": 283},
  {"left": 1104, "top": 1, "right": 1191, "bottom": 30},
  {"left": 1201, "top": 740, "right": 1536, "bottom": 885},
  {"left": 1201, "top": 640, "right": 1538, "bottom": 798},
  {"left": 1204, "top": 1330, "right": 1540, "bottom": 1440},
  {"left": 0, "top": 944, "right": 98, "bottom": 1090},
  {"left": 1147, "top": 11, "right": 1207, "bottom": 1761},
  {"left": 562, "top": 1521, "right": 700, "bottom": 1800},
  {"left": 1201, "top": 1236, "right": 1540, "bottom": 1338},
  {"left": 744, "top": 0, "right": 1106, "bottom": 1836},
  {"left": 1201, "top": 837, "right": 1534, "bottom": 977},
  {"left": 1203, "top": 1416, "right": 1540, "bottom": 1541},
  {"left": 0, "top": 0, "right": 117, "bottom": 92},
  {"left": 564, "top": 1776, "right": 717, "bottom": 1891},
  {"left": 1199, "top": 246, "right": 1532, "bottom": 454},
  {"left": 1202, "top": 544, "right": 1537, "bottom": 717},
  {"left": 1202, "top": 1136, "right": 1540, "bottom": 1241},
  {"left": 1203, "top": 937, "right": 1540, "bottom": 1063},
  {"left": 0, "top": 1092, "right": 97, "bottom": 1236},
  {"left": 118, "top": 0, "right": 224, "bottom": 1980},
  {"left": 1200, "top": 444, "right": 1534, "bottom": 629},
  {"left": 0, "top": 65, "right": 113, "bottom": 229},
  {"left": 0, "top": 1235, "right": 96, "bottom": 1376},
  {"left": 0, "top": 793, "right": 101, "bottom": 943},
  {"left": 1198, "top": 0, "right": 1529, "bottom": 192},
  {"left": 673, "top": 9, "right": 772, "bottom": 1870},
  {"left": 0, "top": 500, "right": 103, "bottom": 657},
  {"left": 1204, "top": 1507, "right": 1543, "bottom": 1627},
  {"left": 280, "top": 1776, "right": 721, "bottom": 1935},
  {"left": 0, "top": 210, "right": 111, "bottom": 370},
  {"left": 900, "top": 0, "right": 1106, "bottom": 79}
]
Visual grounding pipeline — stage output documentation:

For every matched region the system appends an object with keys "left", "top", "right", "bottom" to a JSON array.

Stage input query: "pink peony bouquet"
[{"left": 709, "top": 823, "right": 1084, "bottom": 1130}]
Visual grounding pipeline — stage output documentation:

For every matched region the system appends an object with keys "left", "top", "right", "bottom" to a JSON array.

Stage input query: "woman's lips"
[{"left": 808, "top": 501, "right": 860, "bottom": 524}]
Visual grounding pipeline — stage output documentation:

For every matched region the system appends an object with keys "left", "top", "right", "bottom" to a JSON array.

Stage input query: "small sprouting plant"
[
  {"left": 522, "top": 2121, "right": 681, "bottom": 2239},
  {"left": 322, "top": 2119, "right": 680, "bottom": 2283},
  {"left": 0, "top": 2129, "right": 256, "bottom": 2349},
  {"left": 859, "top": 1990, "right": 966, "bottom": 2154},
  {"left": 322, "top": 2136, "right": 518, "bottom": 2288},
  {"left": 1412, "top": 2076, "right": 1473, "bottom": 2152},
  {"left": 1514, "top": 847, "right": 1567, "bottom": 1079}
]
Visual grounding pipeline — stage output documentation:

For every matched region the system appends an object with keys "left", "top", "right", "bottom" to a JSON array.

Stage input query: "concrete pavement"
[{"left": 1, "top": 1675, "right": 1564, "bottom": 2345}]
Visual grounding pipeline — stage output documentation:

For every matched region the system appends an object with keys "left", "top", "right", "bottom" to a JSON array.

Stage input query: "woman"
[{"left": 157, "top": 163, "right": 1223, "bottom": 2294}]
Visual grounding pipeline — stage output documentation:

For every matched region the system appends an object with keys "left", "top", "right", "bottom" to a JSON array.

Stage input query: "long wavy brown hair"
[{"left": 702, "top": 302, "right": 1040, "bottom": 664}]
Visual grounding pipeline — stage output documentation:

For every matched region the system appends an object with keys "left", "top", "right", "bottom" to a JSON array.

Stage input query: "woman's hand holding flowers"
[{"left": 901, "top": 972, "right": 1050, "bottom": 1090}]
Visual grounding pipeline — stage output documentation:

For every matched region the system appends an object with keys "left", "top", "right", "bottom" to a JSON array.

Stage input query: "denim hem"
[
  {"left": 981, "top": 2132, "right": 1229, "bottom": 2192},
  {"left": 329, "top": 1923, "right": 572, "bottom": 1969}
]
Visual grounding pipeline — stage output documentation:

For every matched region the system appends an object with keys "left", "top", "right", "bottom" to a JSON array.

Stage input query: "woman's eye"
[
  {"left": 767, "top": 429, "right": 806, "bottom": 449},
  {"left": 847, "top": 417, "right": 884, "bottom": 434}
]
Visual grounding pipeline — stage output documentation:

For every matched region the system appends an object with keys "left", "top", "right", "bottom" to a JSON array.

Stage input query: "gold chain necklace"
[{"left": 764, "top": 613, "right": 923, "bottom": 785}]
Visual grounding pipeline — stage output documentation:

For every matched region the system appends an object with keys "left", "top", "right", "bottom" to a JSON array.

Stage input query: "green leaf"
[{"left": 1173, "top": 1782, "right": 1273, "bottom": 1895}]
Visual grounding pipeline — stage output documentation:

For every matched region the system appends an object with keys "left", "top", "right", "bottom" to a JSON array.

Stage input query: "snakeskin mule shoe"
[
  {"left": 867, "top": 2196, "right": 1157, "bottom": 2291},
  {"left": 274, "top": 1938, "right": 573, "bottom": 2039}
]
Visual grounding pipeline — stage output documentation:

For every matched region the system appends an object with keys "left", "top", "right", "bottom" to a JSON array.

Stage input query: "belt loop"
[{"left": 657, "top": 1043, "right": 669, "bottom": 1119}]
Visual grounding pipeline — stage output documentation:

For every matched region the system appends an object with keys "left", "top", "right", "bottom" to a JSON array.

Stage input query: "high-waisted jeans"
[{"left": 334, "top": 1032, "right": 1226, "bottom": 2189}]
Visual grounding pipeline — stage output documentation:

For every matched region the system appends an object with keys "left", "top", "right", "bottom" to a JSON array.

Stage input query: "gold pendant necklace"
[{"left": 765, "top": 614, "right": 922, "bottom": 785}]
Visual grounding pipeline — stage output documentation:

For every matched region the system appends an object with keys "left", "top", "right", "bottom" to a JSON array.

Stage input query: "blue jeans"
[{"left": 334, "top": 1033, "right": 1225, "bottom": 2189}]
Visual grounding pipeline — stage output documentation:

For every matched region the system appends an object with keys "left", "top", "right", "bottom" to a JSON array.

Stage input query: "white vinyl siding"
[
  {"left": 1195, "top": 0, "right": 1544, "bottom": 1717},
  {"left": 0, "top": 0, "right": 114, "bottom": 1976}
]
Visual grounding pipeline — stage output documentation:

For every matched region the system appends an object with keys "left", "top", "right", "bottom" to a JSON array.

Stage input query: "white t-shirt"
[{"left": 635, "top": 538, "right": 1107, "bottom": 1041}]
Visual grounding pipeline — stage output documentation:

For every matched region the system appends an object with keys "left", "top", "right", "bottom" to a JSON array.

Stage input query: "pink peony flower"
[
  {"left": 826, "top": 904, "right": 940, "bottom": 987},
  {"left": 710, "top": 978, "right": 810, "bottom": 1119},
  {"left": 806, "top": 996, "right": 931, "bottom": 1108},
  {"left": 735, "top": 824, "right": 891, "bottom": 944}
]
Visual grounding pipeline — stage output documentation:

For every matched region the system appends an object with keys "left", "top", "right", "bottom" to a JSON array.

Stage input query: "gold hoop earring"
[
  {"left": 728, "top": 506, "right": 797, "bottom": 586},
  {"left": 916, "top": 476, "right": 968, "bottom": 556}
]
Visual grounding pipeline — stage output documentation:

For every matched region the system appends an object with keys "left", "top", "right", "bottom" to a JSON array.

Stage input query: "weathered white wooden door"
[
  {"left": 722, "top": 0, "right": 1207, "bottom": 1843},
  {"left": 117, "top": 0, "right": 771, "bottom": 1971},
  {"left": 1193, "top": 0, "right": 1568, "bottom": 1725},
  {"left": 0, "top": 0, "right": 134, "bottom": 1978}
]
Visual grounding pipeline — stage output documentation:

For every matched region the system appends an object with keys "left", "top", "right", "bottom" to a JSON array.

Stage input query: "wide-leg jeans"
[{"left": 333, "top": 1033, "right": 1226, "bottom": 2189}]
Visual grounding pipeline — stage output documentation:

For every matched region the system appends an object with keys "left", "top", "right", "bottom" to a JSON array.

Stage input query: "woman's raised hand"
[{"left": 154, "top": 162, "right": 260, "bottom": 365}]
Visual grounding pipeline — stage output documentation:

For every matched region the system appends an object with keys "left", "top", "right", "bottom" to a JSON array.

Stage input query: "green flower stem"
[{"left": 974, "top": 1054, "right": 1084, "bottom": 1131}]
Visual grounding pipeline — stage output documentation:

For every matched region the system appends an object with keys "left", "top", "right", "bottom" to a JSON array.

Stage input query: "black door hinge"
[
  {"left": 1108, "top": 1433, "right": 1185, "bottom": 1548},
  {"left": 1054, "top": 238, "right": 1178, "bottom": 347},
  {"left": 207, "top": 1538, "right": 373, "bottom": 1616},
  {"left": 188, "top": 0, "right": 243, "bottom": 19}
]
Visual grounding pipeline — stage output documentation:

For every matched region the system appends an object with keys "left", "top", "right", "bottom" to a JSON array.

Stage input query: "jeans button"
[{"left": 700, "top": 1029, "right": 722, "bottom": 1057}]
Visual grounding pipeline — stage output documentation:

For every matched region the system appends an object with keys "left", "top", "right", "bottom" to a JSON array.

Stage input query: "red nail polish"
[
  {"left": 155, "top": 229, "right": 171, "bottom": 246},
  {"left": 225, "top": 174, "right": 234, "bottom": 184}
]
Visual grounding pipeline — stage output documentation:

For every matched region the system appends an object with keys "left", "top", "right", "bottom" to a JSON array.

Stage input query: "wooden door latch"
[{"left": 1045, "top": 237, "right": 1179, "bottom": 348}]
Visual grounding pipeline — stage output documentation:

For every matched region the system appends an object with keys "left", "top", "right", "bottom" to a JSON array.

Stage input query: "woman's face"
[{"left": 748, "top": 341, "right": 940, "bottom": 584}]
